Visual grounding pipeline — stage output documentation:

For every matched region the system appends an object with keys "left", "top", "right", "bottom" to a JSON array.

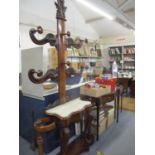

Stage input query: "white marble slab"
[{"left": 45, "top": 98, "right": 91, "bottom": 118}]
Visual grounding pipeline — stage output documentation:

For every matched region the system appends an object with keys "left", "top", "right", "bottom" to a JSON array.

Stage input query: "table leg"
[
  {"left": 80, "top": 119, "right": 83, "bottom": 135},
  {"left": 114, "top": 96, "right": 117, "bottom": 119},
  {"left": 36, "top": 133, "right": 44, "bottom": 155},
  {"left": 96, "top": 99, "right": 99, "bottom": 141},
  {"left": 117, "top": 93, "right": 120, "bottom": 123},
  {"left": 83, "top": 109, "right": 94, "bottom": 145},
  {"left": 121, "top": 94, "right": 123, "bottom": 112},
  {"left": 59, "top": 127, "right": 70, "bottom": 155}
]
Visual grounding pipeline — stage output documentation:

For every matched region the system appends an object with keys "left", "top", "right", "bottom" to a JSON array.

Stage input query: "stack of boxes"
[
  {"left": 91, "top": 105, "right": 115, "bottom": 136},
  {"left": 91, "top": 108, "right": 107, "bottom": 135}
]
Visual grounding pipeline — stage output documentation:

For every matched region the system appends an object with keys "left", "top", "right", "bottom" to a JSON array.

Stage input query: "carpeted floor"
[{"left": 19, "top": 111, "right": 135, "bottom": 155}]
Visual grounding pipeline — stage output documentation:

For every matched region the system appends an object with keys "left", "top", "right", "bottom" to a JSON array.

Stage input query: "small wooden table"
[
  {"left": 45, "top": 98, "right": 94, "bottom": 155},
  {"left": 80, "top": 88, "right": 120, "bottom": 141}
]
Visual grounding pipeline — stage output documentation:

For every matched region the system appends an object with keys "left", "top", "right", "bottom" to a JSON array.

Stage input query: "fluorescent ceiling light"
[{"left": 76, "top": 0, "right": 114, "bottom": 20}]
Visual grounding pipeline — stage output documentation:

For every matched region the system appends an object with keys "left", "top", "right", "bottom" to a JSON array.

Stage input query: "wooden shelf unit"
[{"left": 108, "top": 45, "right": 135, "bottom": 72}]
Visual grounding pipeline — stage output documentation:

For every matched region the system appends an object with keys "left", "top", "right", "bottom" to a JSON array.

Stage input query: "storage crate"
[
  {"left": 80, "top": 85, "right": 111, "bottom": 97},
  {"left": 107, "top": 108, "right": 115, "bottom": 127},
  {"left": 91, "top": 117, "right": 107, "bottom": 135}
]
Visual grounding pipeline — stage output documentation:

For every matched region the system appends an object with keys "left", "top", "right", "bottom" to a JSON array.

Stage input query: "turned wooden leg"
[
  {"left": 36, "top": 133, "right": 44, "bottom": 155},
  {"left": 121, "top": 93, "right": 123, "bottom": 112},
  {"left": 59, "top": 127, "right": 70, "bottom": 155},
  {"left": 117, "top": 92, "right": 120, "bottom": 123},
  {"left": 114, "top": 96, "right": 117, "bottom": 119},
  {"left": 96, "top": 100, "right": 100, "bottom": 141},
  {"left": 33, "top": 117, "right": 56, "bottom": 155}
]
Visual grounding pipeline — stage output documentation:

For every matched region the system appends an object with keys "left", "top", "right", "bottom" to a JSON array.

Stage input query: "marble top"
[{"left": 45, "top": 98, "right": 91, "bottom": 118}]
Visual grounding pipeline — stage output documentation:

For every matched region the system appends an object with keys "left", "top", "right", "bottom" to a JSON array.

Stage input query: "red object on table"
[{"left": 95, "top": 77, "right": 116, "bottom": 92}]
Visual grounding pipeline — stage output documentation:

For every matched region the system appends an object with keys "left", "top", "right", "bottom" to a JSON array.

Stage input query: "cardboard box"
[
  {"left": 80, "top": 85, "right": 111, "bottom": 97},
  {"left": 107, "top": 108, "right": 115, "bottom": 127},
  {"left": 91, "top": 117, "right": 107, "bottom": 135}
]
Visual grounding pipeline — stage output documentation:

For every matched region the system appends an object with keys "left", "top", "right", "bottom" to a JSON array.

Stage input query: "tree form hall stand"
[{"left": 28, "top": 0, "right": 94, "bottom": 155}]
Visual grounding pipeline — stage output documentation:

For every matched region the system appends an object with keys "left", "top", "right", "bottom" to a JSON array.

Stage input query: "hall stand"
[{"left": 28, "top": 1, "right": 94, "bottom": 155}]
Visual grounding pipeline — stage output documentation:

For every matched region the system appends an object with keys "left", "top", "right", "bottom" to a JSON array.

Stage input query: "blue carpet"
[{"left": 20, "top": 111, "right": 135, "bottom": 155}]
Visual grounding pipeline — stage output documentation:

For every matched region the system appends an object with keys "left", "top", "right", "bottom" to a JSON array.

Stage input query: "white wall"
[
  {"left": 19, "top": 0, "right": 99, "bottom": 72},
  {"left": 99, "top": 34, "right": 135, "bottom": 46},
  {"left": 19, "top": 0, "right": 99, "bottom": 42},
  {"left": 99, "top": 34, "right": 135, "bottom": 69},
  {"left": 21, "top": 47, "right": 44, "bottom": 99}
]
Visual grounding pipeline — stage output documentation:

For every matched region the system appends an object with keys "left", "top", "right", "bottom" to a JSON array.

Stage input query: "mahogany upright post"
[
  {"left": 55, "top": 0, "right": 66, "bottom": 104},
  {"left": 56, "top": 16, "right": 67, "bottom": 104}
]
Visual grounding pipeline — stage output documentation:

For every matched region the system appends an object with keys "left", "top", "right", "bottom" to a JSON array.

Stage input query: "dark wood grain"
[
  {"left": 28, "top": 1, "right": 94, "bottom": 154},
  {"left": 55, "top": 0, "right": 67, "bottom": 20},
  {"left": 28, "top": 69, "right": 58, "bottom": 84},
  {"left": 52, "top": 105, "right": 94, "bottom": 155},
  {"left": 33, "top": 117, "right": 56, "bottom": 155},
  {"left": 29, "top": 26, "right": 56, "bottom": 46}
]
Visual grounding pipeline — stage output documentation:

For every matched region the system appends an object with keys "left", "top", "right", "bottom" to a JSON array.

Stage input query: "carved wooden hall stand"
[{"left": 28, "top": 0, "right": 94, "bottom": 155}]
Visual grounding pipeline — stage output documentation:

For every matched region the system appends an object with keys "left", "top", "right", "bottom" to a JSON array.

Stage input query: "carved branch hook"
[
  {"left": 29, "top": 26, "right": 56, "bottom": 46},
  {"left": 28, "top": 69, "right": 58, "bottom": 84}
]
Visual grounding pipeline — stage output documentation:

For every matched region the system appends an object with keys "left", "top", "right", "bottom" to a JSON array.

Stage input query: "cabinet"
[{"left": 108, "top": 45, "right": 135, "bottom": 73}]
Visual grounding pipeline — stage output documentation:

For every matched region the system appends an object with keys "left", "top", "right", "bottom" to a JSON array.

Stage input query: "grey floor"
[{"left": 20, "top": 111, "right": 135, "bottom": 155}]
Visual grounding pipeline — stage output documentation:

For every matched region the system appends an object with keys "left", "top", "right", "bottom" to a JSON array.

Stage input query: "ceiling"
[{"left": 72, "top": 0, "right": 135, "bottom": 37}]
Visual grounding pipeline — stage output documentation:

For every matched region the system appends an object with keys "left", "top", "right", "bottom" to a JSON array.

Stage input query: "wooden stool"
[{"left": 33, "top": 117, "right": 56, "bottom": 155}]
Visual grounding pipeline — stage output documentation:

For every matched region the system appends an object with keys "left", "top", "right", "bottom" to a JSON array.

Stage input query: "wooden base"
[{"left": 57, "top": 136, "right": 90, "bottom": 155}]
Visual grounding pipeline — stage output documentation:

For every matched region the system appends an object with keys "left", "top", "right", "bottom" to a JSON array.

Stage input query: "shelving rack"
[
  {"left": 122, "top": 45, "right": 135, "bottom": 71},
  {"left": 109, "top": 46, "right": 123, "bottom": 71},
  {"left": 66, "top": 47, "right": 102, "bottom": 73},
  {"left": 108, "top": 45, "right": 135, "bottom": 73}
]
